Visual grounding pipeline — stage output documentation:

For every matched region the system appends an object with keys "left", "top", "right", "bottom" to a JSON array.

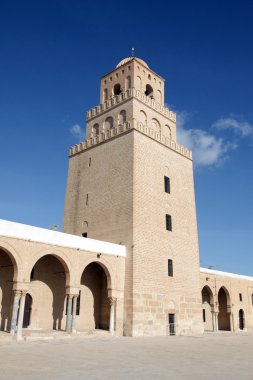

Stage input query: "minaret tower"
[{"left": 62, "top": 56, "right": 203, "bottom": 336}]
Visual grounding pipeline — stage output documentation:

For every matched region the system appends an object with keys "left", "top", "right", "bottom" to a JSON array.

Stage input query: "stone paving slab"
[{"left": 0, "top": 333, "right": 252, "bottom": 380}]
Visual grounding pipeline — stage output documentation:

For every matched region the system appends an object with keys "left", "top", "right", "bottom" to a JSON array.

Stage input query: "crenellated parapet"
[
  {"left": 69, "top": 119, "right": 192, "bottom": 160},
  {"left": 86, "top": 88, "right": 176, "bottom": 123}
]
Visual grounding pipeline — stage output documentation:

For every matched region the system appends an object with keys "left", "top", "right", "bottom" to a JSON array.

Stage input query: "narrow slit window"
[
  {"left": 166, "top": 214, "right": 172, "bottom": 231},
  {"left": 88, "top": 157, "right": 91, "bottom": 167},
  {"left": 86, "top": 194, "right": 89, "bottom": 206},
  {"left": 168, "top": 259, "right": 173, "bottom": 277},
  {"left": 239, "top": 293, "right": 243, "bottom": 301},
  {"left": 203, "top": 309, "right": 206, "bottom": 322},
  {"left": 164, "top": 176, "right": 170, "bottom": 193}
]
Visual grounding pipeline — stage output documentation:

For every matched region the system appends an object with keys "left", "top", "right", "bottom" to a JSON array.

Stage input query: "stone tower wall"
[
  {"left": 131, "top": 130, "right": 203, "bottom": 336},
  {"left": 62, "top": 132, "right": 135, "bottom": 335}
]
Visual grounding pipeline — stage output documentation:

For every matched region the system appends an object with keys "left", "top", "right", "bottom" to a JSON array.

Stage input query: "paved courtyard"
[{"left": 0, "top": 333, "right": 252, "bottom": 379}]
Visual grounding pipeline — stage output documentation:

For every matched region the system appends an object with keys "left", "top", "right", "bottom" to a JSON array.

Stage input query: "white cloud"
[
  {"left": 212, "top": 116, "right": 253, "bottom": 138},
  {"left": 176, "top": 111, "right": 237, "bottom": 167},
  {"left": 69, "top": 124, "right": 84, "bottom": 140}
]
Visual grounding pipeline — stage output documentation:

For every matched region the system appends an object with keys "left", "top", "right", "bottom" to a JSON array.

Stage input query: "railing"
[
  {"left": 69, "top": 119, "right": 192, "bottom": 160},
  {"left": 86, "top": 88, "right": 176, "bottom": 122}
]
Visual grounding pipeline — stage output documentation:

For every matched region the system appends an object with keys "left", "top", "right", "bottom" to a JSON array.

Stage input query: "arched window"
[
  {"left": 136, "top": 76, "right": 142, "bottom": 92},
  {"left": 165, "top": 125, "right": 171, "bottom": 139},
  {"left": 105, "top": 117, "right": 114, "bottom": 129},
  {"left": 145, "top": 84, "right": 153, "bottom": 98},
  {"left": 125, "top": 76, "right": 131, "bottom": 90},
  {"left": 119, "top": 110, "right": 126, "bottom": 125},
  {"left": 103, "top": 88, "right": 108, "bottom": 102},
  {"left": 157, "top": 90, "right": 162, "bottom": 104},
  {"left": 93, "top": 123, "right": 99, "bottom": 135},
  {"left": 140, "top": 110, "right": 147, "bottom": 126},
  {"left": 151, "top": 118, "right": 161, "bottom": 132},
  {"left": 113, "top": 83, "right": 122, "bottom": 96}
]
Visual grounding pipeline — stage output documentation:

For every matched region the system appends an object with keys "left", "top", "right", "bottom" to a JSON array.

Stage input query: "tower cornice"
[
  {"left": 86, "top": 87, "right": 176, "bottom": 123},
  {"left": 69, "top": 119, "right": 192, "bottom": 161}
]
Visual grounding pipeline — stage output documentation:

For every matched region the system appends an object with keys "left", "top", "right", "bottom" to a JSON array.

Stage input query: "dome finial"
[{"left": 131, "top": 47, "right": 135, "bottom": 57}]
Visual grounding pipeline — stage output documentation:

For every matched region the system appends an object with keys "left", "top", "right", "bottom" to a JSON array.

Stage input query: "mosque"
[{"left": 1, "top": 56, "right": 253, "bottom": 339}]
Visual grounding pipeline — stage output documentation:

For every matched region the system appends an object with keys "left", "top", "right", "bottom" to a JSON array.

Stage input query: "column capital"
[
  {"left": 13, "top": 282, "right": 30, "bottom": 292},
  {"left": 108, "top": 297, "right": 117, "bottom": 306},
  {"left": 13, "top": 289, "right": 22, "bottom": 296},
  {"left": 66, "top": 294, "right": 75, "bottom": 299},
  {"left": 66, "top": 286, "right": 81, "bottom": 295}
]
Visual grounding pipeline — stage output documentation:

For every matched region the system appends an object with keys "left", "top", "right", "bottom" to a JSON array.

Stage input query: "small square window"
[
  {"left": 82, "top": 232, "right": 87, "bottom": 238},
  {"left": 166, "top": 214, "right": 172, "bottom": 231},
  {"left": 164, "top": 176, "right": 170, "bottom": 193},
  {"left": 239, "top": 293, "right": 243, "bottom": 301}
]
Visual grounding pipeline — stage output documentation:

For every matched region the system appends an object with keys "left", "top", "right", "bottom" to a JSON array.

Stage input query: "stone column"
[
  {"left": 109, "top": 297, "right": 117, "bottom": 335},
  {"left": 16, "top": 292, "right": 26, "bottom": 339},
  {"left": 214, "top": 312, "right": 219, "bottom": 332},
  {"left": 10, "top": 290, "right": 21, "bottom": 335},
  {"left": 71, "top": 295, "right": 77, "bottom": 333},
  {"left": 229, "top": 312, "right": 234, "bottom": 332},
  {"left": 211, "top": 311, "right": 215, "bottom": 332},
  {"left": 65, "top": 295, "right": 73, "bottom": 333}
]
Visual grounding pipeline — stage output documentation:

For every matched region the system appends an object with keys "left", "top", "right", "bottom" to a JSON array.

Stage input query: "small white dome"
[{"left": 116, "top": 57, "right": 149, "bottom": 68}]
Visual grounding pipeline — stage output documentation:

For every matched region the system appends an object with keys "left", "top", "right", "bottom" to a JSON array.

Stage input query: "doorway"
[
  {"left": 168, "top": 313, "right": 175, "bottom": 335},
  {"left": 23, "top": 294, "right": 32, "bottom": 328},
  {"left": 239, "top": 309, "right": 244, "bottom": 330}
]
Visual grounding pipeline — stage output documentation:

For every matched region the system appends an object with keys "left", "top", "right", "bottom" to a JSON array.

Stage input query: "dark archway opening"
[
  {"left": 30, "top": 255, "right": 67, "bottom": 330},
  {"left": 218, "top": 287, "right": 231, "bottom": 331},
  {"left": 113, "top": 83, "right": 122, "bottom": 96},
  {"left": 145, "top": 84, "right": 153, "bottom": 98},
  {"left": 0, "top": 249, "right": 14, "bottom": 331},
  {"left": 80, "top": 262, "right": 110, "bottom": 330}
]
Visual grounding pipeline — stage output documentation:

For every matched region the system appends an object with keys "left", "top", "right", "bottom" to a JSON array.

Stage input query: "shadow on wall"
[
  {"left": 81, "top": 262, "right": 110, "bottom": 330},
  {"left": 30, "top": 255, "right": 66, "bottom": 330},
  {"left": 218, "top": 287, "right": 231, "bottom": 331},
  {"left": 0, "top": 249, "right": 14, "bottom": 331}
]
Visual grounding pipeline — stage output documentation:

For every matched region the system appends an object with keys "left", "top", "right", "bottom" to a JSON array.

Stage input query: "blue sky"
[{"left": 1, "top": 0, "right": 253, "bottom": 275}]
